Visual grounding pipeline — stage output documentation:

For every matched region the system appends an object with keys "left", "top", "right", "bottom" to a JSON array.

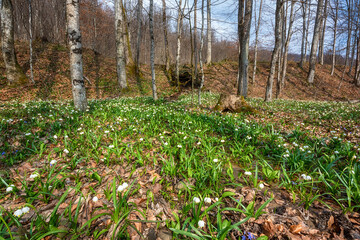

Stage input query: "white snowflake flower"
[
  {"left": 92, "top": 196, "right": 99, "bottom": 202},
  {"left": 198, "top": 220, "right": 205, "bottom": 228},
  {"left": 50, "top": 160, "right": 57, "bottom": 166},
  {"left": 21, "top": 206, "right": 30, "bottom": 214},
  {"left": 64, "top": 149, "right": 69, "bottom": 154},
  {"left": 244, "top": 171, "right": 252, "bottom": 176},
  {"left": 193, "top": 197, "right": 200, "bottom": 203},
  {"left": 13, "top": 209, "right": 23, "bottom": 217},
  {"left": 204, "top": 197, "right": 211, "bottom": 204}
]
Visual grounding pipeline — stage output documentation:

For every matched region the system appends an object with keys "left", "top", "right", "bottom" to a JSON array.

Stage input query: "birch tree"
[
  {"left": 149, "top": 0, "right": 157, "bottom": 100},
  {"left": 265, "top": 0, "right": 283, "bottom": 102},
  {"left": 355, "top": 35, "right": 360, "bottom": 86},
  {"left": 252, "top": 0, "right": 263, "bottom": 84},
  {"left": 66, "top": 0, "right": 87, "bottom": 111},
  {"left": 205, "top": 0, "right": 211, "bottom": 64},
  {"left": 115, "top": 0, "right": 127, "bottom": 90},
  {"left": 300, "top": 0, "right": 309, "bottom": 68},
  {"left": 1, "top": 0, "right": 27, "bottom": 85},
  {"left": 307, "top": 0, "right": 324, "bottom": 84},
  {"left": 237, "top": 0, "right": 253, "bottom": 98}
]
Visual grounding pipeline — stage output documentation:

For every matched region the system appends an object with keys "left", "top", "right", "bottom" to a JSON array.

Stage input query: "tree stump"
[{"left": 214, "top": 94, "right": 257, "bottom": 113}]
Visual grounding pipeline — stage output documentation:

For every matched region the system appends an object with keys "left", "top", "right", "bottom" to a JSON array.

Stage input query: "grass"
[{"left": 0, "top": 93, "right": 359, "bottom": 239}]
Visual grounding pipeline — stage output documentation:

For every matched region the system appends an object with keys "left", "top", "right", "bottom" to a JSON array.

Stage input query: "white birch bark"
[
  {"left": 176, "top": 0, "right": 183, "bottom": 90},
  {"left": 330, "top": 0, "right": 338, "bottom": 76},
  {"left": 66, "top": 0, "right": 87, "bottom": 111},
  {"left": 115, "top": 0, "right": 128, "bottom": 90}
]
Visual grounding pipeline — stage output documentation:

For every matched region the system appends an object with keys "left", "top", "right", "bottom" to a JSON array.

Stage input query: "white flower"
[
  {"left": 139, "top": 138, "right": 143, "bottom": 141},
  {"left": 117, "top": 182, "right": 129, "bottom": 192},
  {"left": 50, "top": 160, "right": 57, "bottom": 166},
  {"left": 198, "top": 220, "right": 205, "bottom": 228},
  {"left": 283, "top": 154, "right": 290, "bottom": 158},
  {"left": 213, "top": 159, "right": 218, "bottom": 163},
  {"left": 92, "top": 196, "right": 99, "bottom": 202},
  {"left": 259, "top": 183, "right": 265, "bottom": 189},
  {"left": 244, "top": 171, "right": 252, "bottom": 176},
  {"left": 109, "top": 145, "right": 114, "bottom": 148},
  {"left": 197, "top": 142, "right": 201, "bottom": 145},
  {"left": 193, "top": 197, "right": 200, "bottom": 203},
  {"left": 64, "top": 135, "right": 68, "bottom": 138},
  {"left": 215, "top": 197, "right": 219, "bottom": 202},
  {"left": 164, "top": 142, "right": 168, "bottom": 146},
  {"left": 21, "top": 206, "right": 30, "bottom": 214},
  {"left": 334, "top": 151, "right": 339, "bottom": 154},
  {"left": 29, "top": 173, "right": 39, "bottom": 179},
  {"left": 177, "top": 145, "right": 182, "bottom": 148},
  {"left": 53, "top": 135, "right": 58, "bottom": 139},
  {"left": 104, "top": 130, "right": 109, "bottom": 134},
  {"left": 80, "top": 132, "right": 84, "bottom": 135},
  {"left": 64, "top": 149, "right": 69, "bottom": 154},
  {"left": 204, "top": 197, "right": 211, "bottom": 204},
  {"left": 301, "top": 174, "right": 312, "bottom": 181},
  {"left": 220, "top": 140, "right": 225, "bottom": 143},
  {"left": 6, "top": 186, "right": 13, "bottom": 192},
  {"left": 305, "top": 175, "right": 312, "bottom": 181},
  {"left": 25, "top": 133, "right": 31, "bottom": 136},
  {"left": 14, "top": 209, "right": 23, "bottom": 217}
]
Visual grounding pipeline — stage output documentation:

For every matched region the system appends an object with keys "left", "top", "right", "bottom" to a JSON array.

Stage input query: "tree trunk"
[
  {"left": 205, "top": 0, "right": 211, "bottom": 64},
  {"left": 66, "top": 0, "right": 87, "bottom": 111},
  {"left": 300, "top": 0, "right": 310, "bottom": 68},
  {"left": 135, "top": 0, "right": 143, "bottom": 73},
  {"left": 28, "top": 0, "right": 34, "bottom": 83},
  {"left": 198, "top": 0, "right": 205, "bottom": 105},
  {"left": 341, "top": 0, "right": 353, "bottom": 79},
  {"left": 122, "top": 1, "right": 133, "bottom": 65},
  {"left": 330, "top": 0, "right": 338, "bottom": 76},
  {"left": 252, "top": 0, "right": 263, "bottom": 84},
  {"left": 355, "top": 35, "right": 360, "bottom": 86},
  {"left": 348, "top": 17, "right": 359, "bottom": 76},
  {"left": 318, "top": 0, "right": 328, "bottom": 65},
  {"left": 149, "top": 0, "right": 157, "bottom": 100},
  {"left": 115, "top": 0, "right": 127, "bottom": 90},
  {"left": 307, "top": 0, "right": 324, "bottom": 84},
  {"left": 176, "top": 0, "right": 183, "bottom": 91},
  {"left": 1, "top": 0, "right": 26, "bottom": 85},
  {"left": 237, "top": 0, "right": 253, "bottom": 98},
  {"left": 161, "top": 0, "right": 170, "bottom": 72},
  {"left": 265, "top": 0, "right": 283, "bottom": 102},
  {"left": 277, "top": 0, "right": 295, "bottom": 97}
]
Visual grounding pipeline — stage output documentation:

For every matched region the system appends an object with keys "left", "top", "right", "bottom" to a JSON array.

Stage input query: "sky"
[{"left": 103, "top": 0, "right": 347, "bottom": 56}]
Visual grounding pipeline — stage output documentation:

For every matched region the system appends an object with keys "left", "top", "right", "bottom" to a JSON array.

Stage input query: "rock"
[{"left": 214, "top": 94, "right": 257, "bottom": 113}]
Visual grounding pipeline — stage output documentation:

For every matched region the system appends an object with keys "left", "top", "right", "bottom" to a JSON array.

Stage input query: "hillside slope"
[{"left": 0, "top": 40, "right": 359, "bottom": 102}]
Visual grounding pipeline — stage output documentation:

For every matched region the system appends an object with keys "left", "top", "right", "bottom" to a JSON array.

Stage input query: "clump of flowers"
[{"left": 117, "top": 182, "right": 129, "bottom": 192}]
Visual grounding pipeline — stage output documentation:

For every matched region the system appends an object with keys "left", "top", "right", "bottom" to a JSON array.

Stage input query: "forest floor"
[
  {"left": 1, "top": 41, "right": 360, "bottom": 240},
  {"left": 0, "top": 40, "right": 359, "bottom": 102}
]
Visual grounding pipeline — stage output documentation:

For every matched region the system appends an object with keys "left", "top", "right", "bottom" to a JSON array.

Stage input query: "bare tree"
[
  {"left": 66, "top": 0, "right": 87, "bottom": 111},
  {"left": 300, "top": 0, "right": 310, "bottom": 68},
  {"left": 149, "top": 0, "right": 157, "bottom": 100},
  {"left": 28, "top": 0, "right": 34, "bottom": 83},
  {"left": 135, "top": 0, "right": 142, "bottom": 73},
  {"left": 276, "top": 0, "right": 295, "bottom": 98},
  {"left": 115, "top": 0, "right": 127, "bottom": 90},
  {"left": 355, "top": 34, "right": 360, "bottom": 86},
  {"left": 318, "top": 0, "right": 328, "bottom": 65},
  {"left": 161, "top": 0, "right": 170, "bottom": 72},
  {"left": 307, "top": 0, "right": 324, "bottom": 84},
  {"left": 205, "top": 0, "right": 211, "bottom": 64},
  {"left": 198, "top": 0, "right": 205, "bottom": 105},
  {"left": 330, "top": 0, "right": 339, "bottom": 76},
  {"left": 265, "top": 0, "right": 283, "bottom": 102},
  {"left": 1, "top": 0, "right": 26, "bottom": 85},
  {"left": 175, "top": 0, "right": 184, "bottom": 91},
  {"left": 251, "top": 0, "right": 263, "bottom": 84},
  {"left": 237, "top": 0, "right": 253, "bottom": 97}
]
